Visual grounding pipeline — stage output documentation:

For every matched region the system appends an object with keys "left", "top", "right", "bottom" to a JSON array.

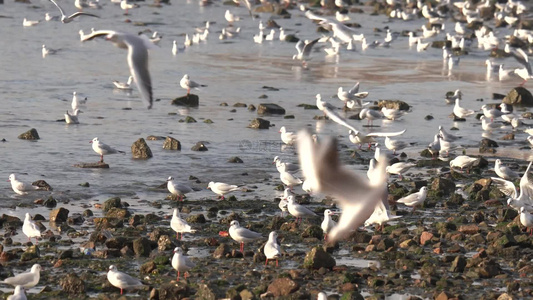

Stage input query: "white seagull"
[
  {"left": 321, "top": 209, "right": 337, "bottom": 240},
  {"left": 180, "top": 74, "right": 207, "bottom": 95},
  {"left": 287, "top": 195, "right": 317, "bottom": 223},
  {"left": 279, "top": 163, "right": 303, "bottom": 189},
  {"left": 228, "top": 220, "right": 262, "bottom": 253},
  {"left": 279, "top": 126, "right": 297, "bottom": 145},
  {"left": 396, "top": 187, "right": 428, "bottom": 212},
  {"left": 81, "top": 30, "right": 155, "bottom": 109},
  {"left": 170, "top": 208, "right": 195, "bottom": 240},
  {"left": 107, "top": 265, "right": 144, "bottom": 295},
  {"left": 71, "top": 91, "right": 87, "bottom": 111},
  {"left": 384, "top": 136, "right": 408, "bottom": 155},
  {"left": 113, "top": 76, "right": 133, "bottom": 90},
  {"left": 2, "top": 264, "right": 41, "bottom": 288},
  {"left": 8, "top": 174, "right": 39, "bottom": 195},
  {"left": 292, "top": 38, "right": 320, "bottom": 66},
  {"left": 64, "top": 109, "right": 82, "bottom": 124},
  {"left": 6, "top": 286, "right": 27, "bottom": 300},
  {"left": 171, "top": 247, "right": 196, "bottom": 280},
  {"left": 494, "top": 159, "right": 519, "bottom": 180},
  {"left": 167, "top": 177, "right": 193, "bottom": 201},
  {"left": 520, "top": 207, "right": 533, "bottom": 234},
  {"left": 90, "top": 137, "right": 125, "bottom": 163},
  {"left": 47, "top": 0, "right": 99, "bottom": 23},
  {"left": 207, "top": 182, "right": 240, "bottom": 200},
  {"left": 23, "top": 213, "right": 42, "bottom": 244},
  {"left": 453, "top": 99, "right": 475, "bottom": 118},
  {"left": 264, "top": 231, "right": 281, "bottom": 267},
  {"left": 449, "top": 155, "right": 478, "bottom": 171}
]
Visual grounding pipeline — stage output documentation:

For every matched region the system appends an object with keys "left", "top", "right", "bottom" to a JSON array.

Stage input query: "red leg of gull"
[
  {"left": 240, "top": 242, "right": 244, "bottom": 253},
  {"left": 265, "top": 258, "right": 269, "bottom": 266},
  {"left": 275, "top": 259, "right": 278, "bottom": 267},
  {"left": 121, "top": 288, "right": 123, "bottom": 295},
  {"left": 177, "top": 270, "right": 180, "bottom": 281}
]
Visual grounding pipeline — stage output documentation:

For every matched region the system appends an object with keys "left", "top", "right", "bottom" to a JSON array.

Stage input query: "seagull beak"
[{"left": 89, "top": 141, "right": 93, "bottom": 144}]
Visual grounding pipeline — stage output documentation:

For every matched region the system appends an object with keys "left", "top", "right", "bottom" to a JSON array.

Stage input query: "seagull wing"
[
  {"left": 347, "top": 82, "right": 360, "bottom": 95},
  {"left": 122, "top": 33, "right": 153, "bottom": 109},
  {"left": 520, "top": 161, "right": 533, "bottom": 198},
  {"left": 321, "top": 104, "right": 359, "bottom": 133},
  {"left": 48, "top": 0, "right": 66, "bottom": 17},
  {"left": 366, "top": 129, "right": 407, "bottom": 137},
  {"left": 509, "top": 47, "right": 532, "bottom": 75},
  {"left": 304, "top": 10, "right": 328, "bottom": 22},
  {"left": 68, "top": 11, "right": 100, "bottom": 19},
  {"left": 302, "top": 38, "right": 320, "bottom": 57},
  {"left": 491, "top": 177, "right": 517, "bottom": 198}
]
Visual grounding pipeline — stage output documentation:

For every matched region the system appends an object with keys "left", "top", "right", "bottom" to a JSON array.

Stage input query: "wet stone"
[
  {"left": 191, "top": 142, "right": 208, "bottom": 151},
  {"left": 257, "top": 103, "right": 286, "bottom": 115},
  {"left": 18, "top": 128, "right": 40, "bottom": 140},
  {"left": 131, "top": 138, "right": 153, "bottom": 159},
  {"left": 172, "top": 94, "right": 199, "bottom": 107},
  {"left": 59, "top": 273, "right": 85, "bottom": 295},
  {"left": 163, "top": 136, "right": 181, "bottom": 150},
  {"left": 248, "top": 118, "right": 270, "bottom": 129},
  {"left": 50, "top": 207, "right": 69, "bottom": 223}
]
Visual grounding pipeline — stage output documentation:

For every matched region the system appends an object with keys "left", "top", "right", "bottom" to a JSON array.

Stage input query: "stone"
[
  {"left": 459, "top": 224, "right": 479, "bottom": 234},
  {"left": 420, "top": 232, "right": 434, "bottom": 245},
  {"left": 228, "top": 156, "right": 243, "bottom": 163},
  {"left": 431, "top": 177, "right": 456, "bottom": 196},
  {"left": 159, "top": 283, "right": 190, "bottom": 300},
  {"left": 131, "top": 138, "right": 153, "bottom": 159},
  {"left": 141, "top": 260, "right": 156, "bottom": 274},
  {"left": 195, "top": 284, "right": 217, "bottom": 300},
  {"left": 59, "top": 273, "right": 85, "bottom": 295},
  {"left": 105, "top": 207, "right": 130, "bottom": 219},
  {"left": 480, "top": 138, "right": 499, "bottom": 148},
  {"left": 133, "top": 237, "right": 152, "bottom": 257},
  {"left": 50, "top": 207, "right": 69, "bottom": 223},
  {"left": 32, "top": 180, "right": 52, "bottom": 191},
  {"left": 267, "top": 277, "right": 299, "bottom": 296},
  {"left": 163, "top": 136, "right": 181, "bottom": 150},
  {"left": 180, "top": 116, "right": 196, "bottom": 123},
  {"left": 303, "top": 246, "right": 336, "bottom": 269},
  {"left": 103, "top": 197, "right": 122, "bottom": 212},
  {"left": 248, "top": 118, "right": 270, "bottom": 129},
  {"left": 73, "top": 162, "right": 109, "bottom": 169},
  {"left": 186, "top": 214, "right": 206, "bottom": 223},
  {"left": 301, "top": 225, "right": 323, "bottom": 240},
  {"left": 171, "top": 94, "right": 199, "bottom": 107},
  {"left": 213, "top": 243, "right": 231, "bottom": 259},
  {"left": 43, "top": 196, "right": 57, "bottom": 208},
  {"left": 58, "top": 249, "right": 73, "bottom": 259},
  {"left": 157, "top": 235, "right": 173, "bottom": 251},
  {"left": 450, "top": 255, "right": 467, "bottom": 272},
  {"left": 21, "top": 245, "right": 40, "bottom": 261},
  {"left": 502, "top": 133, "right": 514, "bottom": 140},
  {"left": 377, "top": 100, "right": 410, "bottom": 111},
  {"left": 503, "top": 87, "right": 533, "bottom": 106},
  {"left": 257, "top": 103, "right": 286, "bottom": 115},
  {"left": 191, "top": 142, "right": 208, "bottom": 151},
  {"left": 18, "top": 128, "right": 40, "bottom": 140}
]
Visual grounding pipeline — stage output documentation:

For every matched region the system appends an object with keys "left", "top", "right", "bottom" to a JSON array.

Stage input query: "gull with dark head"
[{"left": 167, "top": 177, "right": 193, "bottom": 201}]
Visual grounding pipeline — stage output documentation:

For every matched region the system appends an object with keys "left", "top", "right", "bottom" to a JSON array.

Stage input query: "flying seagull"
[{"left": 48, "top": 0, "right": 99, "bottom": 23}]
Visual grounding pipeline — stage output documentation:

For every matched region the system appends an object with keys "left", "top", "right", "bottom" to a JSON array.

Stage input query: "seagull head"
[
  {"left": 229, "top": 220, "right": 240, "bottom": 228},
  {"left": 8, "top": 173, "right": 16, "bottom": 182},
  {"left": 173, "top": 247, "right": 182, "bottom": 254},
  {"left": 167, "top": 176, "right": 174, "bottom": 182},
  {"left": 90, "top": 137, "right": 98, "bottom": 144}
]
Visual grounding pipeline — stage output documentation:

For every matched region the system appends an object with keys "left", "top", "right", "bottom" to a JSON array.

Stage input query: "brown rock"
[
  {"left": 50, "top": 207, "right": 69, "bottom": 223},
  {"left": 420, "top": 231, "right": 434, "bottom": 245},
  {"left": 59, "top": 273, "right": 85, "bottom": 295},
  {"left": 163, "top": 136, "right": 181, "bottom": 150},
  {"left": 18, "top": 128, "right": 40, "bottom": 140},
  {"left": 257, "top": 103, "right": 286, "bottom": 115},
  {"left": 131, "top": 138, "right": 153, "bottom": 159},
  {"left": 248, "top": 118, "right": 270, "bottom": 129},
  {"left": 503, "top": 87, "right": 533, "bottom": 106},
  {"left": 459, "top": 224, "right": 479, "bottom": 235},
  {"left": 267, "top": 277, "right": 299, "bottom": 296}
]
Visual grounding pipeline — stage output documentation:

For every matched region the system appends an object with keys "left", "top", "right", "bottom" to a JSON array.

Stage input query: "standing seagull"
[
  {"left": 453, "top": 99, "right": 475, "bottom": 118},
  {"left": 8, "top": 174, "right": 39, "bottom": 195},
  {"left": 47, "top": 0, "right": 99, "bottom": 23},
  {"left": 396, "top": 187, "right": 428, "bottom": 212},
  {"left": 207, "top": 182, "right": 240, "bottom": 200},
  {"left": 2, "top": 264, "right": 42, "bottom": 288},
  {"left": 167, "top": 177, "right": 193, "bottom": 201},
  {"left": 180, "top": 74, "right": 207, "bottom": 95},
  {"left": 64, "top": 109, "right": 82, "bottom": 124},
  {"left": 6, "top": 286, "right": 26, "bottom": 300},
  {"left": 287, "top": 195, "right": 317, "bottom": 223},
  {"left": 321, "top": 209, "right": 337, "bottom": 240},
  {"left": 23, "top": 213, "right": 42, "bottom": 244},
  {"left": 279, "top": 163, "right": 303, "bottom": 190},
  {"left": 494, "top": 159, "right": 519, "bottom": 180},
  {"left": 113, "top": 76, "right": 133, "bottom": 90},
  {"left": 81, "top": 30, "right": 154, "bottom": 109},
  {"left": 71, "top": 91, "right": 87, "bottom": 111},
  {"left": 107, "top": 265, "right": 144, "bottom": 295},
  {"left": 228, "top": 220, "right": 262, "bottom": 253},
  {"left": 90, "top": 137, "right": 125, "bottom": 163},
  {"left": 170, "top": 208, "right": 195, "bottom": 240},
  {"left": 264, "top": 231, "right": 281, "bottom": 267},
  {"left": 520, "top": 207, "right": 533, "bottom": 235},
  {"left": 171, "top": 247, "right": 196, "bottom": 280}
]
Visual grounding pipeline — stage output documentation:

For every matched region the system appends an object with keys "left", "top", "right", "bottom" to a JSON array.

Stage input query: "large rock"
[
  {"left": 18, "top": 128, "right": 40, "bottom": 140},
  {"left": 163, "top": 136, "right": 181, "bottom": 150},
  {"left": 431, "top": 177, "right": 455, "bottom": 196},
  {"left": 103, "top": 197, "right": 122, "bottom": 212},
  {"left": 191, "top": 142, "right": 208, "bottom": 151},
  {"left": 60, "top": 273, "right": 85, "bottom": 295},
  {"left": 50, "top": 207, "right": 69, "bottom": 223},
  {"left": 171, "top": 94, "right": 199, "bottom": 107},
  {"left": 377, "top": 100, "right": 410, "bottom": 111},
  {"left": 159, "top": 283, "right": 191, "bottom": 300},
  {"left": 257, "top": 103, "right": 286, "bottom": 115},
  {"left": 503, "top": 87, "right": 533, "bottom": 106},
  {"left": 303, "top": 246, "right": 336, "bottom": 269},
  {"left": 213, "top": 243, "right": 231, "bottom": 259},
  {"left": 133, "top": 237, "right": 152, "bottom": 257},
  {"left": 267, "top": 277, "right": 299, "bottom": 296},
  {"left": 248, "top": 118, "right": 270, "bottom": 129},
  {"left": 131, "top": 138, "right": 153, "bottom": 159}
]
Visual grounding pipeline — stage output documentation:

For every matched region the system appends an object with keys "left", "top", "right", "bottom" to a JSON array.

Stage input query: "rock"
[
  {"left": 267, "top": 278, "right": 299, "bottom": 296},
  {"left": 58, "top": 249, "right": 73, "bottom": 259},
  {"left": 105, "top": 207, "right": 130, "bottom": 219},
  {"left": 18, "top": 128, "right": 40, "bottom": 140},
  {"left": 431, "top": 40, "right": 451, "bottom": 48},
  {"left": 163, "top": 136, "right": 181, "bottom": 150},
  {"left": 195, "top": 284, "right": 218, "bottom": 300},
  {"left": 503, "top": 87, "right": 533, "bottom": 106},
  {"left": 233, "top": 102, "right": 247, "bottom": 107},
  {"left": 43, "top": 196, "right": 57, "bottom": 208},
  {"left": 59, "top": 273, "right": 85, "bottom": 295},
  {"left": 420, "top": 231, "right": 434, "bottom": 245},
  {"left": 248, "top": 104, "right": 256, "bottom": 111},
  {"left": 186, "top": 214, "right": 206, "bottom": 223},
  {"left": 171, "top": 94, "right": 199, "bottom": 107},
  {"left": 377, "top": 100, "right": 410, "bottom": 111},
  {"left": 204, "top": 119, "right": 213, "bottom": 124},
  {"left": 21, "top": 245, "right": 40, "bottom": 261},
  {"left": 73, "top": 162, "right": 109, "bottom": 168},
  {"left": 213, "top": 243, "right": 231, "bottom": 259},
  {"left": 459, "top": 224, "right": 479, "bottom": 234},
  {"left": 103, "top": 197, "right": 122, "bottom": 212},
  {"left": 248, "top": 118, "right": 270, "bottom": 129},
  {"left": 257, "top": 103, "right": 286, "bottom": 115},
  {"left": 228, "top": 156, "right": 243, "bottom": 163},
  {"left": 431, "top": 177, "right": 456, "bottom": 196},
  {"left": 159, "top": 283, "right": 191, "bottom": 300},
  {"left": 480, "top": 138, "right": 499, "bottom": 148},
  {"left": 133, "top": 237, "right": 152, "bottom": 257},
  {"left": 32, "top": 180, "right": 52, "bottom": 191},
  {"left": 50, "top": 207, "right": 69, "bottom": 223},
  {"left": 303, "top": 246, "right": 336, "bottom": 269},
  {"left": 191, "top": 142, "right": 208, "bottom": 151},
  {"left": 157, "top": 235, "right": 173, "bottom": 251},
  {"left": 131, "top": 138, "right": 153, "bottom": 159},
  {"left": 141, "top": 260, "right": 156, "bottom": 274},
  {"left": 450, "top": 255, "right": 466, "bottom": 272},
  {"left": 301, "top": 225, "right": 323, "bottom": 239},
  {"left": 180, "top": 116, "right": 197, "bottom": 123}
]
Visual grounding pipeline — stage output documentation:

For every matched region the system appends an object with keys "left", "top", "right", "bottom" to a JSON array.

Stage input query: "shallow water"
[{"left": 0, "top": 0, "right": 531, "bottom": 297}]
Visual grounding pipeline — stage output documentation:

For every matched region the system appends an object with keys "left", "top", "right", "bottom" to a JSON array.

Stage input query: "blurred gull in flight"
[{"left": 47, "top": 0, "right": 99, "bottom": 23}]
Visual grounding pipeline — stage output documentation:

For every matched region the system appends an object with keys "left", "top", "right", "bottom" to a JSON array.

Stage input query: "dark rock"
[
  {"left": 141, "top": 260, "right": 156, "bottom": 274},
  {"left": 146, "top": 135, "right": 165, "bottom": 141},
  {"left": 191, "top": 142, "right": 208, "bottom": 151},
  {"left": 171, "top": 94, "right": 199, "bottom": 107},
  {"left": 204, "top": 119, "right": 214, "bottom": 124},
  {"left": 377, "top": 100, "right": 410, "bottom": 111},
  {"left": 21, "top": 245, "right": 40, "bottom": 261},
  {"left": 233, "top": 102, "right": 247, "bottom": 107},
  {"left": 58, "top": 249, "right": 73, "bottom": 259},
  {"left": 105, "top": 208, "right": 130, "bottom": 219},
  {"left": 159, "top": 283, "right": 191, "bottom": 300},
  {"left": 267, "top": 278, "right": 299, "bottom": 296},
  {"left": 303, "top": 246, "right": 336, "bottom": 269},
  {"left": 186, "top": 214, "right": 206, "bottom": 223},
  {"left": 32, "top": 180, "right": 52, "bottom": 191},
  {"left": 79, "top": 182, "right": 90, "bottom": 187},
  {"left": 228, "top": 156, "right": 243, "bottom": 163},
  {"left": 431, "top": 40, "right": 451, "bottom": 49},
  {"left": 213, "top": 243, "right": 231, "bottom": 259},
  {"left": 450, "top": 255, "right": 467, "bottom": 272},
  {"left": 480, "top": 138, "right": 499, "bottom": 148},
  {"left": 131, "top": 138, "right": 153, "bottom": 159},
  {"left": 163, "top": 136, "right": 181, "bottom": 150},
  {"left": 105, "top": 237, "right": 128, "bottom": 249},
  {"left": 195, "top": 284, "right": 218, "bottom": 300},
  {"left": 248, "top": 118, "right": 270, "bottom": 129},
  {"left": 180, "top": 116, "right": 197, "bottom": 123},
  {"left": 103, "top": 197, "right": 122, "bottom": 212},
  {"left": 301, "top": 225, "right": 323, "bottom": 239},
  {"left": 502, "top": 133, "right": 514, "bottom": 140},
  {"left": 43, "top": 196, "right": 57, "bottom": 208},
  {"left": 59, "top": 273, "right": 85, "bottom": 295},
  {"left": 503, "top": 87, "right": 533, "bottom": 106},
  {"left": 133, "top": 237, "right": 152, "bottom": 257},
  {"left": 50, "top": 207, "right": 69, "bottom": 223},
  {"left": 18, "top": 128, "right": 40, "bottom": 140},
  {"left": 431, "top": 177, "right": 455, "bottom": 196},
  {"left": 297, "top": 103, "right": 319, "bottom": 110},
  {"left": 248, "top": 104, "right": 256, "bottom": 111},
  {"left": 257, "top": 103, "right": 286, "bottom": 115},
  {"left": 73, "top": 162, "right": 109, "bottom": 168},
  {"left": 425, "top": 115, "right": 434, "bottom": 120}
]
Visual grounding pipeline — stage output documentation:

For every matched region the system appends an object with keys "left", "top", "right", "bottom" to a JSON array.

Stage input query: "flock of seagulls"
[{"left": 6, "top": 0, "right": 533, "bottom": 298}]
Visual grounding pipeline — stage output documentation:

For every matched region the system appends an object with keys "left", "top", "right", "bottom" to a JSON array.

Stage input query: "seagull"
[
  {"left": 64, "top": 109, "right": 82, "bottom": 124},
  {"left": 386, "top": 162, "right": 416, "bottom": 179},
  {"left": 47, "top": 0, "right": 99, "bottom": 23},
  {"left": 438, "top": 125, "right": 459, "bottom": 142},
  {"left": 279, "top": 163, "right": 303, "bottom": 189},
  {"left": 384, "top": 136, "right": 407, "bottom": 155},
  {"left": 2, "top": 264, "right": 41, "bottom": 288},
  {"left": 71, "top": 91, "right": 87, "bottom": 111},
  {"left": 494, "top": 159, "right": 519, "bottom": 180},
  {"left": 23, "top": 213, "right": 42, "bottom": 244},
  {"left": 90, "top": 137, "right": 125, "bottom": 163},
  {"left": 337, "top": 82, "right": 369, "bottom": 108},
  {"left": 481, "top": 104, "right": 504, "bottom": 121},
  {"left": 445, "top": 89, "right": 462, "bottom": 104},
  {"left": 22, "top": 18, "right": 40, "bottom": 27},
  {"left": 381, "top": 107, "right": 406, "bottom": 120},
  {"left": 228, "top": 220, "right": 262, "bottom": 253},
  {"left": 207, "top": 182, "right": 240, "bottom": 200},
  {"left": 279, "top": 126, "right": 297, "bottom": 145},
  {"left": 520, "top": 207, "right": 533, "bottom": 235},
  {"left": 321, "top": 209, "right": 337, "bottom": 240},
  {"left": 180, "top": 74, "right": 207, "bottom": 95},
  {"left": 292, "top": 38, "right": 320, "bottom": 67},
  {"left": 41, "top": 44, "right": 58, "bottom": 57},
  {"left": 264, "top": 231, "right": 281, "bottom": 267},
  {"left": 8, "top": 174, "right": 39, "bottom": 195},
  {"left": 492, "top": 169, "right": 533, "bottom": 211},
  {"left": 167, "top": 177, "right": 193, "bottom": 201},
  {"left": 359, "top": 108, "right": 383, "bottom": 126},
  {"left": 120, "top": 0, "right": 139, "bottom": 15},
  {"left": 107, "top": 265, "right": 144, "bottom": 295},
  {"left": 170, "top": 208, "right": 195, "bottom": 240},
  {"left": 81, "top": 30, "right": 155, "bottom": 109},
  {"left": 279, "top": 197, "right": 289, "bottom": 217},
  {"left": 273, "top": 156, "right": 299, "bottom": 173},
  {"left": 296, "top": 130, "right": 388, "bottom": 243},
  {"left": 225, "top": 10, "right": 240, "bottom": 24},
  {"left": 449, "top": 155, "right": 478, "bottom": 171},
  {"left": 480, "top": 116, "right": 501, "bottom": 131},
  {"left": 396, "top": 187, "right": 427, "bottom": 212},
  {"left": 113, "top": 76, "right": 133, "bottom": 90},
  {"left": 287, "top": 195, "right": 317, "bottom": 223},
  {"left": 365, "top": 197, "right": 401, "bottom": 231},
  {"left": 45, "top": 12, "right": 59, "bottom": 21},
  {"left": 505, "top": 45, "right": 532, "bottom": 85},
  {"left": 453, "top": 98, "right": 475, "bottom": 118},
  {"left": 6, "top": 286, "right": 26, "bottom": 300},
  {"left": 171, "top": 247, "right": 196, "bottom": 280}
]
